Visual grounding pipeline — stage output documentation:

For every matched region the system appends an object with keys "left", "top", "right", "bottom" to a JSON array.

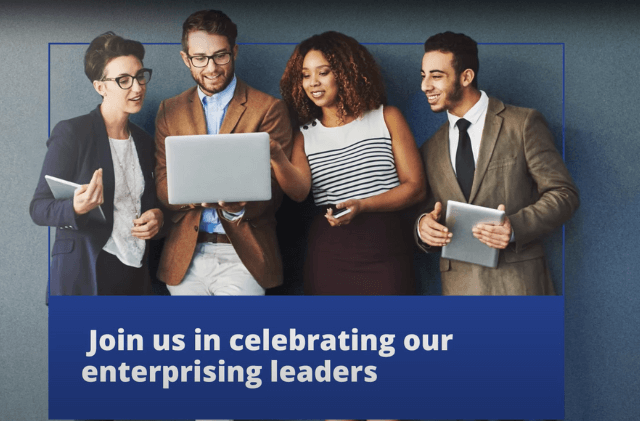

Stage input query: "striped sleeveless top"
[{"left": 302, "top": 106, "right": 400, "bottom": 206}]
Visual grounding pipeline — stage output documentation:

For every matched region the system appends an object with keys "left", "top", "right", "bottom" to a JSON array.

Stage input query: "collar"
[
  {"left": 197, "top": 74, "right": 237, "bottom": 110},
  {"left": 447, "top": 90, "right": 489, "bottom": 129}
]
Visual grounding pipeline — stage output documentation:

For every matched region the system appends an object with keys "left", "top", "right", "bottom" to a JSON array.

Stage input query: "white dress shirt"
[{"left": 447, "top": 90, "right": 489, "bottom": 174}]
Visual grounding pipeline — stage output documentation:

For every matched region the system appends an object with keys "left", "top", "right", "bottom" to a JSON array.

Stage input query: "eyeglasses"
[
  {"left": 187, "top": 52, "right": 232, "bottom": 68},
  {"left": 101, "top": 68, "right": 152, "bottom": 89}
]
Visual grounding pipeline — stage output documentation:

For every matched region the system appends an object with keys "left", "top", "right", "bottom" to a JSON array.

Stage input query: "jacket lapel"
[
  {"left": 469, "top": 97, "right": 504, "bottom": 203},
  {"left": 130, "top": 125, "right": 154, "bottom": 213},
  {"left": 220, "top": 79, "right": 247, "bottom": 134},
  {"left": 92, "top": 105, "right": 115, "bottom": 225}
]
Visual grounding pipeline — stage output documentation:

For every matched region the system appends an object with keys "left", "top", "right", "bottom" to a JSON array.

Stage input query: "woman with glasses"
[
  {"left": 275, "top": 31, "right": 426, "bottom": 295},
  {"left": 30, "top": 32, "right": 163, "bottom": 296}
]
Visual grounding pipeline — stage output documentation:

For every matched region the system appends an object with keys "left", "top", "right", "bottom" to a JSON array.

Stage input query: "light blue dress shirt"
[{"left": 197, "top": 75, "right": 243, "bottom": 234}]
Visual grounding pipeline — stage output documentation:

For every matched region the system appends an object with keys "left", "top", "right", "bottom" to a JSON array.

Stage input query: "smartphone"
[{"left": 327, "top": 203, "right": 352, "bottom": 218}]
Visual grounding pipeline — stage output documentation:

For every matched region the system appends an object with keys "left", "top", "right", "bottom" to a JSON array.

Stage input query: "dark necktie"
[{"left": 455, "top": 118, "right": 474, "bottom": 201}]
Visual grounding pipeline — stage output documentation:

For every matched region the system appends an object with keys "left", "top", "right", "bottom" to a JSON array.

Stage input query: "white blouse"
[
  {"left": 302, "top": 105, "right": 400, "bottom": 206},
  {"left": 102, "top": 134, "right": 145, "bottom": 267}
]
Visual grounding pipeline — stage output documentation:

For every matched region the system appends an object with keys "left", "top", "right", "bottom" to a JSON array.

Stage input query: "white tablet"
[
  {"left": 440, "top": 200, "right": 505, "bottom": 268},
  {"left": 165, "top": 133, "right": 272, "bottom": 205},
  {"left": 44, "top": 175, "right": 107, "bottom": 223}
]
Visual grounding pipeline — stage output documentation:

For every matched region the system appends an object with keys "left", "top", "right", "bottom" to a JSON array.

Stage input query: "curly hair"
[
  {"left": 280, "top": 31, "right": 387, "bottom": 126},
  {"left": 84, "top": 32, "right": 145, "bottom": 82}
]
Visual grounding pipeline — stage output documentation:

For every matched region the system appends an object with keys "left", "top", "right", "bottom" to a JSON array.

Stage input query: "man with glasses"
[{"left": 154, "top": 10, "right": 292, "bottom": 297}]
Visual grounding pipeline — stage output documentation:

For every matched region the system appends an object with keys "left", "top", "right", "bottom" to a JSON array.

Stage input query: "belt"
[{"left": 196, "top": 231, "right": 231, "bottom": 244}]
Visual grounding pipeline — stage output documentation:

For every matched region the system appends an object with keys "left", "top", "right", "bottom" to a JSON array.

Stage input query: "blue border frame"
[{"left": 46, "top": 40, "right": 567, "bottom": 420}]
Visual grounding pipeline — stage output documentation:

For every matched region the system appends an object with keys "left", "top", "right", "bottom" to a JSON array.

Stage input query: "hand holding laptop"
[
  {"left": 418, "top": 201, "right": 452, "bottom": 247},
  {"left": 201, "top": 201, "right": 246, "bottom": 213},
  {"left": 472, "top": 204, "right": 512, "bottom": 249}
]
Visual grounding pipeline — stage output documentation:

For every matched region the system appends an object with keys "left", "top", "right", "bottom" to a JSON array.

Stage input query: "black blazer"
[{"left": 30, "top": 105, "right": 157, "bottom": 296}]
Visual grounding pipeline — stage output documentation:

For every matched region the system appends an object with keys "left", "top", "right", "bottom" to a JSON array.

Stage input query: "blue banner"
[{"left": 49, "top": 296, "right": 563, "bottom": 419}]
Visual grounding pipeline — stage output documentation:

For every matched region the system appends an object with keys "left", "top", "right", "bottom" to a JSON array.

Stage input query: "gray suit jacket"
[{"left": 415, "top": 97, "right": 579, "bottom": 295}]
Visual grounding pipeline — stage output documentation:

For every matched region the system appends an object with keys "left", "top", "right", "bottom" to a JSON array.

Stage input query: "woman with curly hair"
[{"left": 274, "top": 31, "right": 426, "bottom": 295}]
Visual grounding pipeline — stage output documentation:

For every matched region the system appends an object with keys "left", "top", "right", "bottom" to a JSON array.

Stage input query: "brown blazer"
[
  {"left": 415, "top": 97, "right": 579, "bottom": 295},
  {"left": 155, "top": 79, "right": 292, "bottom": 288}
]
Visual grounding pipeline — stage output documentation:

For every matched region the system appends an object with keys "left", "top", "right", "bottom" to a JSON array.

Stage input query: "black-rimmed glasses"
[
  {"left": 187, "top": 52, "right": 232, "bottom": 68},
  {"left": 101, "top": 68, "right": 152, "bottom": 89}
]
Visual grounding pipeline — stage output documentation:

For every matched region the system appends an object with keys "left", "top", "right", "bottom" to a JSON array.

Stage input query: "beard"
[
  {"left": 433, "top": 77, "right": 463, "bottom": 113},
  {"left": 428, "top": 77, "right": 464, "bottom": 114},
  {"left": 191, "top": 63, "right": 234, "bottom": 96},
  {"left": 448, "top": 77, "right": 463, "bottom": 105}
]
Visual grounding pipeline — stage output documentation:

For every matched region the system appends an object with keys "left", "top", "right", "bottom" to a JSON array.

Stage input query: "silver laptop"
[
  {"left": 165, "top": 133, "right": 272, "bottom": 205},
  {"left": 441, "top": 200, "right": 505, "bottom": 268}
]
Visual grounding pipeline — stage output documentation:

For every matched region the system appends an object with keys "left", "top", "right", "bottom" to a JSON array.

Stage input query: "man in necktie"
[
  {"left": 415, "top": 32, "right": 579, "bottom": 295},
  {"left": 154, "top": 10, "right": 292, "bottom": 296}
]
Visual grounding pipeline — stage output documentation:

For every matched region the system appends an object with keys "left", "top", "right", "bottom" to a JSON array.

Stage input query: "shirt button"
[{"left": 194, "top": 226, "right": 198, "bottom": 232}]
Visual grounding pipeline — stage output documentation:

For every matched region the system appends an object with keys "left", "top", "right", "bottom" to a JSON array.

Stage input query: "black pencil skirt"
[
  {"left": 95, "top": 249, "right": 152, "bottom": 295},
  {"left": 303, "top": 211, "right": 416, "bottom": 295}
]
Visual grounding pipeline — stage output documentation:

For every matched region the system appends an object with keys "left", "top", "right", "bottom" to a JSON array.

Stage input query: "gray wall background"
[{"left": 1, "top": 0, "right": 638, "bottom": 420}]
